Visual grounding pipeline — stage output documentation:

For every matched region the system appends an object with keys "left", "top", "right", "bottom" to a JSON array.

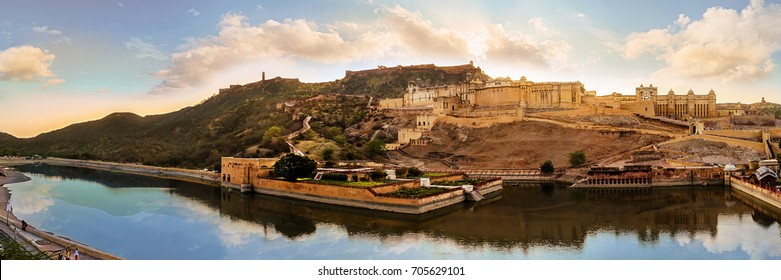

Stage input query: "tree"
[
  {"left": 540, "top": 160, "right": 555, "bottom": 174},
  {"left": 263, "top": 126, "right": 283, "bottom": 141},
  {"left": 273, "top": 153, "right": 317, "bottom": 181},
  {"left": 364, "top": 139, "right": 386, "bottom": 158},
  {"left": 569, "top": 150, "right": 587, "bottom": 167}
]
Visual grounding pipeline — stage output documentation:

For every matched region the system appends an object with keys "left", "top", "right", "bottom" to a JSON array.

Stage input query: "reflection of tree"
[
  {"left": 752, "top": 211, "right": 776, "bottom": 229},
  {"left": 267, "top": 215, "right": 317, "bottom": 239}
]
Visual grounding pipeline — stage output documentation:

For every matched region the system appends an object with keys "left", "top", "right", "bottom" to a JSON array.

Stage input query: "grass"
[
  {"left": 421, "top": 172, "right": 448, "bottom": 177},
  {"left": 432, "top": 178, "right": 486, "bottom": 186},
  {"left": 312, "top": 179, "right": 386, "bottom": 188},
  {"left": 386, "top": 187, "right": 449, "bottom": 198}
]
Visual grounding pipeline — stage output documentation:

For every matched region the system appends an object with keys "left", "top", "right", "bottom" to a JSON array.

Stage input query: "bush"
[
  {"left": 273, "top": 153, "right": 317, "bottom": 181},
  {"left": 369, "top": 170, "right": 387, "bottom": 181},
  {"left": 540, "top": 160, "right": 555, "bottom": 174},
  {"left": 407, "top": 167, "right": 423, "bottom": 177},
  {"left": 395, "top": 167, "right": 408, "bottom": 178},
  {"left": 321, "top": 148, "right": 334, "bottom": 161},
  {"left": 569, "top": 150, "right": 586, "bottom": 167},
  {"left": 321, "top": 173, "right": 348, "bottom": 181}
]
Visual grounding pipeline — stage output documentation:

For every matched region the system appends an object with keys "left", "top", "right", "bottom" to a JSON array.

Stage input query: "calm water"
[{"left": 7, "top": 164, "right": 781, "bottom": 260}]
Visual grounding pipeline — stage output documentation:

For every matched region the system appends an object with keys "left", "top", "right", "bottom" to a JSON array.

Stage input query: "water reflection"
[{"left": 8, "top": 164, "right": 781, "bottom": 259}]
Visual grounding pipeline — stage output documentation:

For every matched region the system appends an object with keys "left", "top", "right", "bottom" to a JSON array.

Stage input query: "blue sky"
[{"left": 1, "top": 0, "right": 780, "bottom": 137}]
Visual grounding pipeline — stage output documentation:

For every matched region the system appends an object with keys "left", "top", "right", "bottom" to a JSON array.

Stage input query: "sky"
[{"left": 1, "top": 0, "right": 780, "bottom": 138}]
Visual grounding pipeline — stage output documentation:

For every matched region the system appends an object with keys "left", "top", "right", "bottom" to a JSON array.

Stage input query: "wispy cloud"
[
  {"left": 187, "top": 9, "right": 200, "bottom": 16},
  {"left": 33, "top": 25, "right": 62, "bottom": 35},
  {"left": 125, "top": 37, "right": 167, "bottom": 61}
]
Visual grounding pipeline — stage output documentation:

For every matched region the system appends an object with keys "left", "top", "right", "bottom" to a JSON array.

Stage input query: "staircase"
[{"left": 465, "top": 190, "right": 484, "bottom": 201}]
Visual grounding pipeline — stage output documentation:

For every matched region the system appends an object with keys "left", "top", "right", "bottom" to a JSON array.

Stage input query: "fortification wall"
[{"left": 702, "top": 130, "right": 762, "bottom": 140}]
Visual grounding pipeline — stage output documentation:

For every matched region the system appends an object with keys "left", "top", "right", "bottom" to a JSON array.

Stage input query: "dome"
[
  {"left": 709, "top": 89, "right": 715, "bottom": 95},
  {"left": 687, "top": 89, "right": 694, "bottom": 95},
  {"left": 668, "top": 89, "right": 675, "bottom": 95},
  {"left": 724, "top": 164, "right": 737, "bottom": 172}
]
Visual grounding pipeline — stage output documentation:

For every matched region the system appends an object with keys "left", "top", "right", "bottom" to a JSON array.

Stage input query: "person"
[
  {"left": 21, "top": 220, "right": 27, "bottom": 231},
  {"left": 74, "top": 248, "right": 79, "bottom": 260},
  {"left": 12, "top": 226, "right": 17, "bottom": 240},
  {"left": 65, "top": 248, "right": 71, "bottom": 260},
  {"left": 58, "top": 253, "right": 64, "bottom": 260}
]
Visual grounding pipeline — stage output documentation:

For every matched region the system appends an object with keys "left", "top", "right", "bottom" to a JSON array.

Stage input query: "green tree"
[
  {"left": 775, "top": 109, "right": 781, "bottom": 119},
  {"left": 540, "top": 160, "right": 555, "bottom": 174},
  {"left": 273, "top": 153, "right": 317, "bottom": 181},
  {"left": 263, "top": 126, "right": 283, "bottom": 141},
  {"left": 569, "top": 150, "right": 587, "bottom": 167},
  {"left": 364, "top": 139, "right": 386, "bottom": 158}
]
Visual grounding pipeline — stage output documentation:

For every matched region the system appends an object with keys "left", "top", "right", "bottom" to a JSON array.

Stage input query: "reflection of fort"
[{"left": 214, "top": 184, "right": 775, "bottom": 249}]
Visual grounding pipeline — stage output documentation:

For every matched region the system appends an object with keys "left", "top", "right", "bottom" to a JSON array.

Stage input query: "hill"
[{"left": 0, "top": 63, "right": 483, "bottom": 169}]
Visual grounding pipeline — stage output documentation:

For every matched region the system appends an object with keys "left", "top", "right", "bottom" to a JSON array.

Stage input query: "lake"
[{"left": 7, "top": 164, "right": 781, "bottom": 259}]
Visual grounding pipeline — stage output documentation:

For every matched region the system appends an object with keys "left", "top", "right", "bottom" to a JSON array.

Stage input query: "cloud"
[
  {"left": 149, "top": 5, "right": 569, "bottom": 94},
  {"left": 97, "top": 88, "right": 110, "bottom": 93},
  {"left": 115, "top": 1, "right": 123, "bottom": 9},
  {"left": 33, "top": 25, "right": 62, "bottom": 35},
  {"left": 0, "top": 45, "right": 63, "bottom": 87},
  {"left": 576, "top": 13, "right": 586, "bottom": 18},
  {"left": 149, "top": 13, "right": 388, "bottom": 94},
  {"left": 187, "top": 9, "right": 200, "bottom": 16},
  {"left": 675, "top": 14, "right": 691, "bottom": 27},
  {"left": 255, "top": 5, "right": 263, "bottom": 12},
  {"left": 528, "top": 17, "right": 559, "bottom": 36},
  {"left": 380, "top": 6, "right": 470, "bottom": 58},
  {"left": 32, "top": 25, "right": 71, "bottom": 44},
  {"left": 44, "top": 78, "right": 65, "bottom": 88},
  {"left": 125, "top": 37, "right": 167, "bottom": 61},
  {"left": 623, "top": 1, "right": 781, "bottom": 82}
]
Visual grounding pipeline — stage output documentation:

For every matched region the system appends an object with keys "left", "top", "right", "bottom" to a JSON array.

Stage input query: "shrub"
[
  {"left": 273, "top": 153, "right": 317, "bottom": 181},
  {"left": 540, "top": 160, "right": 555, "bottom": 173},
  {"left": 321, "top": 148, "right": 334, "bottom": 161},
  {"left": 407, "top": 167, "right": 424, "bottom": 177},
  {"left": 369, "top": 170, "right": 387, "bottom": 181},
  {"left": 395, "top": 167, "right": 408, "bottom": 178},
  {"left": 569, "top": 150, "right": 587, "bottom": 167}
]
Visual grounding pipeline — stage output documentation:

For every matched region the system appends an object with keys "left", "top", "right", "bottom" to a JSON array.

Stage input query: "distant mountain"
[{"left": 1, "top": 63, "right": 483, "bottom": 168}]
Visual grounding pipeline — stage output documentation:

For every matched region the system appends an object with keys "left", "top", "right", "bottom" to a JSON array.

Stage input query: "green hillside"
[{"left": 1, "top": 64, "right": 482, "bottom": 169}]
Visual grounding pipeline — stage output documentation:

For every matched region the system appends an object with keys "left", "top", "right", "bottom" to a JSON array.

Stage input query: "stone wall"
[
  {"left": 702, "top": 130, "right": 762, "bottom": 141},
  {"left": 730, "top": 177, "right": 781, "bottom": 211},
  {"left": 46, "top": 158, "right": 219, "bottom": 185},
  {"left": 252, "top": 178, "right": 467, "bottom": 214}
]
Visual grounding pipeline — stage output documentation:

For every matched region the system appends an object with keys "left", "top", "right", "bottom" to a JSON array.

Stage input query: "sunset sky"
[{"left": 1, "top": 0, "right": 780, "bottom": 137}]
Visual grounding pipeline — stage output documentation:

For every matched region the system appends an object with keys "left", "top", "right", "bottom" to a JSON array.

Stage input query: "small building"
[
  {"left": 220, "top": 157, "right": 279, "bottom": 186},
  {"left": 753, "top": 166, "right": 778, "bottom": 190}
]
